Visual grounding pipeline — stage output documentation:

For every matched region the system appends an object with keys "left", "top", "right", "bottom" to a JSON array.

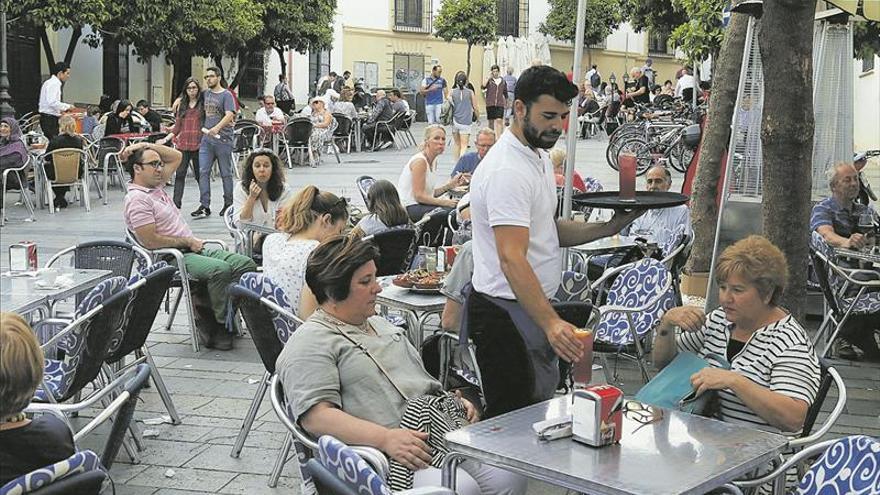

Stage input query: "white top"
[
  {"left": 38, "top": 76, "right": 72, "bottom": 116},
  {"left": 678, "top": 308, "right": 820, "bottom": 434},
  {"left": 232, "top": 182, "right": 293, "bottom": 228},
  {"left": 625, "top": 204, "right": 692, "bottom": 245},
  {"left": 396, "top": 152, "right": 437, "bottom": 208},
  {"left": 261, "top": 236, "right": 320, "bottom": 311},
  {"left": 675, "top": 74, "right": 696, "bottom": 98},
  {"left": 254, "top": 106, "right": 286, "bottom": 125},
  {"left": 470, "top": 131, "right": 561, "bottom": 299}
]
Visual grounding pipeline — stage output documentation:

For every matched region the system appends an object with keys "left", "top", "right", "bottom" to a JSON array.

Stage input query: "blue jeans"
[
  {"left": 198, "top": 139, "right": 234, "bottom": 208},
  {"left": 425, "top": 103, "right": 442, "bottom": 124}
]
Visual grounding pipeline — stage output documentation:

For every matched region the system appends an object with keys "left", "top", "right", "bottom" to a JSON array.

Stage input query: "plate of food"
[{"left": 392, "top": 270, "right": 445, "bottom": 293}]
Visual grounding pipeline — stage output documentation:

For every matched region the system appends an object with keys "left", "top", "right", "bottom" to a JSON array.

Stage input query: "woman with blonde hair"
[
  {"left": 43, "top": 114, "right": 85, "bottom": 209},
  {"left": 653, "top": 236, "right": 821, "bottom": 435},
  {"left": 397, "top": 125, "right": 467, "bottom": 245},
  {"left": 261, "top": 186, "right": 349, "bottom": 318},
  {"left": 0, "top": 312, "right": 76, "bottom": 485}
]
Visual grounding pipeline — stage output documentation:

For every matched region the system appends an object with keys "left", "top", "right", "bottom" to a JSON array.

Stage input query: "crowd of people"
[{"left": 1, "top": 54, "right": 877, "bottom": 495}]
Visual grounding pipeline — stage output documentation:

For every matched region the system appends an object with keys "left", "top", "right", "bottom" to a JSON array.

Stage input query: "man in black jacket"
[{"left": 136, "top": 100, "right": 163, "bottom": 133}]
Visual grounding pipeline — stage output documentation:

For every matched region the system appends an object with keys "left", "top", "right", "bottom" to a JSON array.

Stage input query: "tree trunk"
[
  {"left": 274, "top": 46, "right": 287, "bottom": 78},
  {"left": 758, "top": 0, "right": 815, "bottom": 321},
  {"left": 63, "top": 26, "right": 82, "bottom": 65},
  {"left": 229, "top": 50, "right": 250, "bottom": 91},
  {"left": 684, "top": 13, "right": 749, "bottom": 276},
  {"left": 39, "top": 27, "right": 55, "bottom": 69},
  {"left": 466, "top": 43, "right": 472, "bottom": 80},
  {"left": 171, "top": 47, "right": 193, "bottom": 102}
]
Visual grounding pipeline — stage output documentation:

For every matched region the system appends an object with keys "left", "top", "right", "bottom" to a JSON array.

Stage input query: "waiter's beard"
[{"left": 522, "top": 112, "right": 562, "bottom": 150}]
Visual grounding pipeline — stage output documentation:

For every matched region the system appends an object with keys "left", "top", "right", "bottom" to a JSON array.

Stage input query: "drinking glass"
[
  {"left": 618, "top": 153, "right": 637, "bottom": 201},
  {"left": 571, "top": 328, "right": 595, "bottom": 387}
]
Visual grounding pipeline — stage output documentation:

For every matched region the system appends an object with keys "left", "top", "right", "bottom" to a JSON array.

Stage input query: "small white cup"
[{"left": 39, "top": 268, "right": 59, "bottom": 286}]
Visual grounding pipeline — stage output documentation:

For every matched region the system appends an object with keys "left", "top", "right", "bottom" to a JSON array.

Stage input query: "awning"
[{"left": 825, "top": 0, "right": 880, "bottom": 21}]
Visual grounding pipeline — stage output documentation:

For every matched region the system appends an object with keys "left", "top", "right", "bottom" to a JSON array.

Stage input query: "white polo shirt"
[{"left": 470, "top": 131, "right": 561, "bottom": 300}]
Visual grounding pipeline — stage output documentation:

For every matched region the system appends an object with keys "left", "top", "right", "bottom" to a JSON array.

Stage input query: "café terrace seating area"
[{"left": 1, "top": 117, "right": 878, "bottom": 495}]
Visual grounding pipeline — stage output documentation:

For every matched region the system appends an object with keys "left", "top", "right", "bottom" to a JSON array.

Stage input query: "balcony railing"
[{"left": 394, "top": 0, "right": 432, "bottom": 34}]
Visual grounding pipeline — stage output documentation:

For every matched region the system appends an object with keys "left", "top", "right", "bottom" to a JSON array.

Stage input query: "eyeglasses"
[
  {"left": 187, "top": 86, "right": 199, "bottom": 90},
  {"left": 138, "top": 160, "right": 165, "bottom": 170},
  {"left": 623, "top": 401, "right": 663, "bottom": 432},
  {"left": 204, "top": 75, "right": 218, "bottom": 80}
]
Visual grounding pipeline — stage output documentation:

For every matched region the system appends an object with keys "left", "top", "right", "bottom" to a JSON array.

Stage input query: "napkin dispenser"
[{"left": 572, "top": 385, "right": 623, "bottom": 447}]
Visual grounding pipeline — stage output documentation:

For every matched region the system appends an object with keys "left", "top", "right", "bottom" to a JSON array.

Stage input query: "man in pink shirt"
[{"left": 122, "top": 142, "right": 256, "bottom": 350}]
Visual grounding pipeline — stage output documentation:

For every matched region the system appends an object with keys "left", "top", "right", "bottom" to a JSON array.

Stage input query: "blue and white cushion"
[
  {"left": 127, "top": 260, "right": 169, "bottom": 285},
  {"left": 0, "top": 450, "right": 103, "bottom": 495},
  {"left": 317, "top": 435, "right": 392, "bottom": 495},
  {"left": 239, "top": 272, "right": 298, "bottom": 343},
  {"left": 554, "top": 271, "right": 592, "bottom": 303},
  {"left": 796, "top": 435, "right": 880, "bottom": 495},
  {"left": 595, "top": 259, "right": 675, "bottom": 346}
]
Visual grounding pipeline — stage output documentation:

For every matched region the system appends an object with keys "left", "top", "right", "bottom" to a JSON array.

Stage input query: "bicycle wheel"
[
  {"left": 667, "top": 140, "right": 696, "bottom": 174},
  {"left": 617, "top": 138, "right": 654, "bottom": 176},
  {"left": 606, "top": 126, "right": 644, "bottom": 170}
]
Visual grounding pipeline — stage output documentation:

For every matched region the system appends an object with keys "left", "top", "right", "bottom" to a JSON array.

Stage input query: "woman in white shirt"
[
  {"left": 353, "top": 179, "right": 411, "bottom": 237},
  {"left": 233, "top": 150, "right": 292, "bottom": 252},
  {"left": 397, "top": 125, "right": 467, "bottom": 245},
  {"left": 262, "top": 186, "right": 349, "bottom": 318}
]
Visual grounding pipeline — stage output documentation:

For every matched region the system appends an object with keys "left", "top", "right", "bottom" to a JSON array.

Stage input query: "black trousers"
[
  {"left": 173, "top": 150, "right": 200, "bottom": 208},
  {"left": 39, "top": 114, "right": 60, "bottom": 140},
  {"left": 466, "top": 291, "right": 539, "bottom": 419}
]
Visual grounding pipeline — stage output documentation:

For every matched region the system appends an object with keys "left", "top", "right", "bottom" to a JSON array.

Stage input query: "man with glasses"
[
  {"left": 192, "top": 67, "right": 237, "bottom": 219},
  {"left": 451, "top": 128, "right": 495, "bottom": 177},
  {"left": 254, "top": 95, "right": 286, "bottom": 126},
  {"left": 122, "top": 142, "right": 257, "bottom": 350}
]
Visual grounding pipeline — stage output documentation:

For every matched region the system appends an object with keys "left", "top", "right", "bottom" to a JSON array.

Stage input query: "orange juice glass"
[{"left": 572, "top": 328, "right": 594, "bottom": 387}]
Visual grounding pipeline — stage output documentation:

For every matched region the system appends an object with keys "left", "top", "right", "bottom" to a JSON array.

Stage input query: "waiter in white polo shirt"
[
  {"left": 38, "top": 62, "right": 73, "bottom": 140},
  {"left": 465, "top": 66, "right": 641, "bottom": 418}
]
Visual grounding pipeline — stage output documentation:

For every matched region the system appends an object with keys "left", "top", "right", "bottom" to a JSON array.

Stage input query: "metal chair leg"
[
  {"left": 144, "top": 347, "right": 181, "bottom": 424},
  {"left": 268, "top": 432, "right": 293, "bottom": 487},
  {"left": 230, "top": 371, "right": 270, "bottom": 458},
  {"left": 164, "top": 288, "right": 184, "bottom": 332},
  {"left": 181, "top": 278, "right": 200, "bottom": 353}
]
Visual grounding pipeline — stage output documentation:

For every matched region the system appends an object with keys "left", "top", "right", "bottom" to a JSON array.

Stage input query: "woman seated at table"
[
  {"left": 334, "top": 88, "right": 358, "bottom": 122},
  {"left": 105, "top": 99, "right": 141, "bottom": 136},
  {"left": 0, "top": 312, "right": 76, "bottom": 486},
  {"left": 42, "top": 115, "right": 85, "bottom": 209},
  {"left": 352, "top": 179, "right": 411, "bottom": 237},
  {"left": 397, "top": 125, "right": 467, "bottom": 246},
  {"left": 232, "top": 150, "right": 292, "bottom": 252},
  {"left": 276, "top": 236, "right": 526, "bottom": 495},
  {"left": 262, "top": 185, "right": 348, "bottom": 318},
  {"left": 308, "top": 99, "right": 334, "bottom": 166},
  {"left": 0, "top": 117, "right": 28, "bottom": 204},
  {"left": 653, "top": 235, "right": 821, "bottom": 434}
]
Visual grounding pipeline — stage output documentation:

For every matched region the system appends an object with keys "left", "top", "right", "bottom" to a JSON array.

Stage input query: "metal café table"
[
  {"left": 238, "top": 221, "right": 280, "bottom": 257},
  {"left": 443, "top": 395, "right": 789, "bottom": 495},
  {"left": 1, "top": 268, "right": 113, "bottom": 316},
  {"left": 377, "top": 276, "right": 446, "bottom": 348},
  {"left": 835, "top": 247, "right": 880, "bottom": 268}
]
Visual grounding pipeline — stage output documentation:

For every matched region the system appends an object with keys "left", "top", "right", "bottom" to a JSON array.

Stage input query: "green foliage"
[
  {"left": 617, "top": 0, "right": 687, "bottom": 36},
  {"left": 7, "top": 0, "right": 110, "bottom": 32},
  {"left": 853, "top": 21, "right": 880, "bottom": 60},
  {"left": 434, "top": 0, "right": 497, "bottom": 47},
  {"left": 539, "top": 0, "right": 624, "bottom": 47},
  {"left": 668, "top": 0, "right": 726, "bottom": 64},
  {"left": 255, "top": 0, "right": 335, "bottom": 54}
]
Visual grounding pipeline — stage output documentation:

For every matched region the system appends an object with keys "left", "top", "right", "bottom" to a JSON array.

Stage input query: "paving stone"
[
  {"left": 134, "top": 422, "right": 217, "bottom": 443},
  {"left": 108, "top": 463, "right": 151, "bottom": 484},
  {"left": 218, "top": 473, "right": 302, "bottom": 495},
  {"left": 130, "top": 439, "right": 211, "bottom": 467},
  {"left": 127, "top": 466, "right": 237, "bottom": 492},
  {"left": 153, "top": 489, "right": 216, "bottom": 495},
  {"left": 199, "top": 427, "right": 288, "bottom": 450},
  {"left": 189, "top": 397, "right": 273, "bottom": 420},
  {"left": 181, "top": 415, "right": 246, "bottom": 430},
  {"left": 161, "top": 367, "right": 252, "bottom": 382},
  {"left": 206, "top": 379, "right": 265, "bottom": 400},
  {"left": 163, "top": 358, "right": 244, "bottom": 373},
  {"left": 183, "top": 444, "right": 281, "bottom": 475},
  {"left": 111, "top": 484, "right": 158, "bottom": 495}
]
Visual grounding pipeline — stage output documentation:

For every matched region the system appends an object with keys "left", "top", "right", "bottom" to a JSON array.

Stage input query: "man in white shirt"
[
  {"left": 467, "top": 65, "right": 641, "bottom": 417},
  {"left": 625, "top": 165, "right": 692, "bottom": 245},
  {"left": 38, "top": 62, "right": 73, "bottom": 139},
  {"left": 254, "top": 95, "right": 286, "bottom": 126},
  {"left": 674, "top": 67, "right": 696, "bottom": 100}
]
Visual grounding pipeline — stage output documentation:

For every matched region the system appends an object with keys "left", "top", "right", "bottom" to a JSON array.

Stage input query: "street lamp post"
[{"left": 0, "top": 6, "right": 15, "bottom": 118}]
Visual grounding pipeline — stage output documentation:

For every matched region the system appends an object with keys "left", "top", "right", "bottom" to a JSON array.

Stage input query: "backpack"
[{"left": 590, "top": 72, "right": 601, "bottom": 88}]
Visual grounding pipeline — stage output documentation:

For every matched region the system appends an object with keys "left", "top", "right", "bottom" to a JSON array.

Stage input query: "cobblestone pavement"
[{"left": 2, "top": 124, "right": 877, "bottom": 494}]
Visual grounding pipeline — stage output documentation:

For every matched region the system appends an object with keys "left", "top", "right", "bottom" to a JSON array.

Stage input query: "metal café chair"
[
  {"left": 94, "top": 136, "right": 127, "bottom": 204},
  {"left": 0, "top": 450, "right": 106, "bottom": 495},
  {"left": 332, "top": 113, "right": 354, "bottom": 153},
  {"left": 125, "top": 228, "right": 229, "bottom": 352},
  {"left": 371, "top": 112, "right": 403, "bottom": 151},
  {"left": 222, "top": 206, "right": 247, "bottom": 255},
  {"left": 282, "top": 118, "right": 314, "bottom": 168},
  {"left": 363, "top": 227, "right": 418, "bottom": 277},
  {"left": 227, "top": 273, "right": 302, "bottom": 461},
  {"left": 1, "top": 153, "right": 36, "bottom": 226},
  {"left": 38, "top": 148, "right": 90, "bottom": 214},
  {"left": 809, "top": 232, "right": 880, "bottom": 358},
  {"left": 356, "top": 175, "right": 376, "bottom": 205},
  {"left": 233, "top": 121, "right": 262, "bottom": 165}
]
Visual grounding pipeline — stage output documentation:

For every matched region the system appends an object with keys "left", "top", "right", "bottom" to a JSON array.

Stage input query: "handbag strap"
[{"left": 311, "top": 316, "right": 410, "bottom": 401}]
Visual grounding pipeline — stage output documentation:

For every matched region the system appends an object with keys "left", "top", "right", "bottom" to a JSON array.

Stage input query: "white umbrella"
[
  {"left": 497, "top": 37, "right": 510, "bottom": 74},
  {"left": 482, "top": 44, "right": 496, "bottom": 77}
]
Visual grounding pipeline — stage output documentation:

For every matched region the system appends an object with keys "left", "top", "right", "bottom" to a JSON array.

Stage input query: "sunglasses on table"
[{"left": 623, "top": 400, "right": 663, "bottom": 431}]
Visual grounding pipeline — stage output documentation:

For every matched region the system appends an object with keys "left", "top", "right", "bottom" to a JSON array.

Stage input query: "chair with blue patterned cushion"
[
  {"left": 316, "top": 435, "right": 454, "bottom": 495},
  {"left": 553, "top": 270, "right": 592, "bottom": 304},
  {"left": 357, "top": 175, "right": 376, "bottom": 205},
  {"left": 228, "top": 273, "right": 303, "bottom": 463},
  {"left": 809, "top": 231, "right": 880, "bottom": 358},
  {"left": 592, "top": 258, "right": 675, "bottom": 383},
  {"left": 104, "top": 263, "right": 180, "bottom": 424},
  {"left": 729, "top": 435, "right": 880, "bottom": 495},
  {"left": 0, "top": 450, "right": 105, "bottom": 495}
]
